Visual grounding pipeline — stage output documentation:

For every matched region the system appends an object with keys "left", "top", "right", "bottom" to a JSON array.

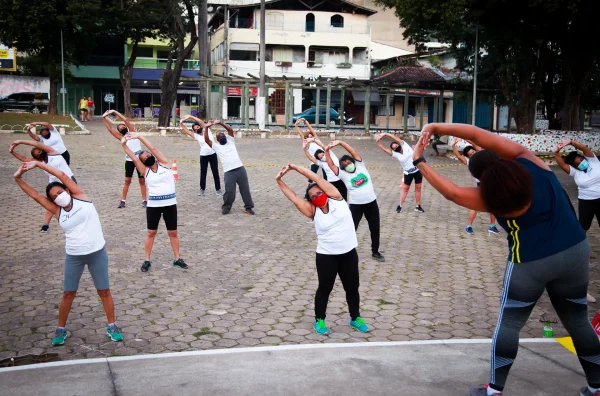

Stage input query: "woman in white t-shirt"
[
  {"left": 180, "top": 115, "right": 223, "bottom": 196},
  {"left": 554, "top": 139, "right": 600, "bottom": 303},
  {"left": 28, "top": 121, "right": 71, "bottom": 165},
  {"left": 376, "top": 133, "right": 425, "bottom": 213},
  {"left": 13, "top": 160, "right": 122, "bottom": 347},
  {"left": 276, "top": 163, "right": 369, "bottom": 335},
  {"left": 302, "top": 137, "right": 348, "bottom": 201},
  {"left": 295, "top": 118, "right": 328, "bottom": 181},
  {"left": 121, "top": 133, "right": 188, "bottom": 273},
  {"left": 325, "top": 140, "right": 384, "bottom": 261}
]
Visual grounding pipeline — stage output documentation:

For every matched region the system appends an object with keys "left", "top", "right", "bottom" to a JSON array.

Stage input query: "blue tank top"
[{"left": 496, "top": 158, "right": 586, "bottom": 263}]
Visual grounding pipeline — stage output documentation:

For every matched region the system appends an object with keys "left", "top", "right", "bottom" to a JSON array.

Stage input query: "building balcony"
[
  {"left": 229, "top": 18, "right": 370, "bottom": 35},
  {"left": 126, "top": 57, "right": 200, "bottom": 70},
  {"left": 228, "top": 60, "right": 370, "bottom": 80}
]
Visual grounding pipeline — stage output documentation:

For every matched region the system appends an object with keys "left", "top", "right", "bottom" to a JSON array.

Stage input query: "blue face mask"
[
  {"left": 578, "top": 159, "right": 589, "bottom": 171},
  {"left": 218, "top": 137, "right": 227, "bottom": 145}
]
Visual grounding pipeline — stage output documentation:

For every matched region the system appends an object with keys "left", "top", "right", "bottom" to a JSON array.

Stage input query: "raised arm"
[
  {"left": 27, "top": 128, "right": 41, "bottom": 142},
  {"left": 136, "top": 134, "right": 169, "bottom": 165},
  {"left": 120, "top": 136, "right": 146, "bottom": 174},
  {"left": 553, "top": 140, "right": 572, "bottom": 174},
  {"left": 304, "top": 120, "right": 319, "bottom": 140},
  {"left": 203, "top": 123, "right": 213, "bottom": 148},
  {"left": 180, "top": 116, "right": 205, "bottom": 138},
  {"left": 376, "top": 134, "right": 393, "bottom": 156},
  {"left": 295, "top": 118, "right": 308, "bottom": 139},
  {"left": 383, "top": 132, "right": 404, "bottom": 145},
  {"left": 337, "top": 140, "right": 362, "bottom": 161},
  {"left": 215, "top": 120, "right": 234, "bottom": 137},
  {"left": 31, "top": 121, "right": 55, "bottom": 131},
  {"left": 14, "top": 164, "right": 60, "bottom": 216},
  {"left": 303, "top": 140, "right": 319, "bottom": 165},
  {"left": 570, "top": 140, "right": 595, "bottom": 158},
  {"left": 422, "top": 123, "right": 549, "bottom": 170},
  {"left": 325, "top": 143, "right": 340, "bottom": 175},
  {"left": 15, "top": 138, "right": 59, "bottom": 155},
  {"left": 276, "top": 165, "right": 314, "bottom": 218},
  {"left": 35, "top": 160, "right": 84, "bottom": 196},
  {"left": 9, "top": 142, "right": 33, "bottom": 162},
  {"left": 110, "top": 110, "right": 136, "bottom": 132},
  {"left": 452, "top": 139, "right": 468, "bottom": 165},
  {"left": 102, "top": 112, "right": 122, "bottom": 140},
  {"left": 290, "top": 163, "right": 341, "bottom": 200}
]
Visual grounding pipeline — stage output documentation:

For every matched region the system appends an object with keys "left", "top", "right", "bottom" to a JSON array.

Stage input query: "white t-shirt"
[
  {"left": 318, "top": 152, "right": 340, "bottom": 182},
  {"left": 59, "top": 198, "right": 105, "bottom": 256},
  {"left": 466, "top": 158, "right": 480, "bottom": 184},
  {"left": 314, "top": 198, "right": 358, "bottom": 255},
  {"left": 193, "top": 130, "right": 216, "bottom": 156},
  {"left": 125, "top": 138, "right": 143, "bottom": 162},
  {"left": 338, "top": 159, "right": 377, "bottom": 205},
  {"left": 212, "top": 135, "right": 243, "bottom": 172},
  {"left": 45, "top": 154, "right": 74, "bottom": 183},
  {"left": 40, "top": 128, "right": 67, "bottom": 154},
  {"left": 391, "top": 142, "right": 419, "bottom": 175},
  {"left": 145, "top": 164, "right": 177, "bottom": 207},
  {"left": 569, "top": 155, "right": 600, "bottom": 200},
  {"left": 307, "top": 142, "right": 320, "bottom": 157}
]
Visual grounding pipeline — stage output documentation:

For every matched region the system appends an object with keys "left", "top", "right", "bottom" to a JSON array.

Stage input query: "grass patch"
[
  {"left": 148, "top": 294, "right": 157, "bottom": 298},
  {"left": 192, "top": 327, "right": 221, "bottom": 338},
  {"left": 377, "top": 299, "right": 394, "bottom": 306},
  {"left": 0, "top": 113, "right": 73, "bottom": 128},
  {"left": 240, "top": 286, "right": 253, "bottom": 291}
]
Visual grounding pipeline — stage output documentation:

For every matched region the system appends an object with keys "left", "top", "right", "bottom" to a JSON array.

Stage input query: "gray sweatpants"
[{"left": 223, "top": 166, "right": 254, "bottom": 211}]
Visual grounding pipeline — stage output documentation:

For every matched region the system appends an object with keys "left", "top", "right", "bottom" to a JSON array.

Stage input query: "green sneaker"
[
  {"left": 51, "top": 328, "right": 68, "bottom": 346},
  {"left": 313, "top": 319, "right": 329, "bottom": 335},
  {"left": 106, "top": 324, "right": 123, "bottom": 342},
  {"left": 349, "top": 317, "right": 369, "bottom": 332}
]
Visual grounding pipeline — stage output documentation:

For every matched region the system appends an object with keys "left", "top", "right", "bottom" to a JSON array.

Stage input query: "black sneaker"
[
  {"left": 142, "top": 200, "right": 147, "bottom": 208},
  {"left": 372, "top": 252, "right": 385, "bottom": 261},
  {"left": 118, "top": 200, "right": 126, "bottom": 209},
  {"left": 40, "top": 224, "right": 49, "bottom": 233},
  {"left": 396, "top": 205, "right": 402, "bottom": 213},
  {"left": 244, "top": 208, "right": 255, "bottom": 215},
  {"left": 141, "top": 261, "right": 151, "bottom": 272},
  {"left": 222, "top": 208, "right": 230, "bottom": 215},
  {"left": 415, "top": 205, "right": 425, "bottom": 213},
  {"left": 173, "top": 258, "right": 188, "bottom": 269}
]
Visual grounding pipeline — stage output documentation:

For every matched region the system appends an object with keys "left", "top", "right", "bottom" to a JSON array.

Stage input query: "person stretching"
[
  {"left": 303, "top": 138, "right": 348, "bottom": 201},
  {"left": 276, "top": 163, "right": 369, "bottom": 335},
  {"left": 180, "top": 115, "right": 223, "bottom": 196},
  {"left": 10, "top": 137, "right": 76, "bottom": 233},
  {"left": 295, "top": 118, "right": 327, "bottom": 181},
  {"left": 554, "top": 139, "right": 600, "bottom": 304},
  {"left": 28, "top": 121, "right": 71, "bottom": 165},
  {"left": 376, "top": 133, "right": 424, "bottom": 213},
  {"left": 325, "top": 140, "right": 384, "bottom": 261},
  {"left": 103, "top": 110, "right": 148, "bottom": 208},
  {"left": 415, "top": 123, "right": 600, "bottom": 396},
  {"left": 14, "top": 161, "right": 122, "bottom": 346},
  {"left": 121, "top": 132, "right": 188, "bottom": 272},
  {"left": 453, "top": 138, "right": 501, "bottom": 235},
  {"left": 203, "top": 120, "right": 255, "bottom": 215}
]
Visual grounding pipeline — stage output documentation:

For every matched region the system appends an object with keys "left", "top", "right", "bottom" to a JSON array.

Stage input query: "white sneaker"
[
  {"left": 216, "top": 189, "right": 224, "bottom": 196},
  {"left": 198, "top": 189, "right": 205, "bottom": 196},
  {"left": 588, "top": 293, "right": 596, "bottom": 303}
]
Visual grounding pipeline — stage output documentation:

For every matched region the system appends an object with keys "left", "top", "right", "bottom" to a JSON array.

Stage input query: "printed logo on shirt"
[
  {"left": 350, "top": 173, "right": 369, "bottom": 188},
  {"left": 61, "top": 207, "right": 82, "bottom": 222}
]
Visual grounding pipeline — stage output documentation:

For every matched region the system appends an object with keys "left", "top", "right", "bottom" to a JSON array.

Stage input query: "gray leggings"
[
  {"left": 64, "top": 246, "right": 110, "bottom": 292},
  {"left": 222, "top": 166, "right": 254, "bottom": 211},
  {"left": 490, "top": 239, "right": 600, "bottom": 390}
]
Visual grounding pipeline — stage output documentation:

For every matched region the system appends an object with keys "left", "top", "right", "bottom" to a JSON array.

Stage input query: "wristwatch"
[{"left": 413, "top": 156, "right": 426, "bottom": 167}]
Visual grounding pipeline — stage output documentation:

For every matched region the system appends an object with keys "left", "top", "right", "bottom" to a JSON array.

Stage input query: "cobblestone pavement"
[{"left": 1, "top": 120, "right": 599, "bottom": 361}]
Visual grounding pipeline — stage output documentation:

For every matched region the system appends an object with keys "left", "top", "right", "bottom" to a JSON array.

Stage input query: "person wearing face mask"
[
  {"left": 203, "top": 120, "right": 255, "bottom": 215},
  {"left": 13, "top": 160, "right": 122, "bottom": 347},
  {"left": 28, "top": 121, "right": 71, "bottom": 165},
  {"left": 376, "top": 132, "right": 425, "bottom": 213},
  {"left": 180, "top": 115, "right": 223, "bottom": 196},
  {"left": 10, "top": 136, "right": 76, "bottom": 233},
  {"left": 295, "top": 118, "right": 328, "bottom": 182},
  {"left": 120, "top": 132, "right": 188, "bottom": 272},
  {"left": 303, "top": 138, "right": 348, "bottom": 201},
  {"left": 324, "top": 140, "right": 384, "bottom": 261},
  {"left": 276, "top": 163, "right": 369, "bottom": 335},
  {"left": 554, "top": 139, "right": 600, "bottom": 304},
  {"left": 102, "top": 110, "right": 148, "bottom": 208}
]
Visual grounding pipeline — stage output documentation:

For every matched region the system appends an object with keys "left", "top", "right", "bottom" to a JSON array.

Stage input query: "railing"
[
  {"left": 229, "top": 18, "right": 370, "bottom": 34},
  {"left": 127, "top": 57, "right": 200, "bottom": 70}
]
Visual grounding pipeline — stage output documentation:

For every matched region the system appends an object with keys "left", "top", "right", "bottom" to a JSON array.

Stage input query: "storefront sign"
[{"left": 227, "top": 87, "right": 258, "bottom": 96}]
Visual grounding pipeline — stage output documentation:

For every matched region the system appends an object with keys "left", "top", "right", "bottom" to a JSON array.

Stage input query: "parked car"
[
  {"left": 0, "top": 92, "right": 49, "bottom": 113},
  {"left": 293, "top": 106, "right": 341, "bottom": 126}
]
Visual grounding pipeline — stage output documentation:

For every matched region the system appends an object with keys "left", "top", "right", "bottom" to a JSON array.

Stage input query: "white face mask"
[{"left": 54, "top": 191, "right": 71, "bottom": 207}]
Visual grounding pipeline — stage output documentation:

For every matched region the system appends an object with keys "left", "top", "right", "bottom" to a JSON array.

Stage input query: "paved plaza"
[{"left": 1, "top": 120, "right": 599, "bottom": 363}]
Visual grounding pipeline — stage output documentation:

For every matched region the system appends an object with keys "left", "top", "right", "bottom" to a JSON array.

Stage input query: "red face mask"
[{"left": 311, "top": 192, "right": 328, "bottom": 207}]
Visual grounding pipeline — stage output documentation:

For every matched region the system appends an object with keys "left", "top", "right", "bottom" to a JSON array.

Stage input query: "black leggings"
[
  {"left": 490, "top": 239, "right": 600, "bottom": 391},
  {"left": 579, "top": 197, "right": 600, "bottom": 230},
  {"left": 349, "top": 199, "right": 380, "bottom": 254},
  {"left": 61, "top": 150, "right": 71, "bottom": 166},
  {"left": 315, "top": 248, "right": 360, "bottom": 321},
  {"left": 200, "top": 153, "right": 221, "bottom": 191},
  {"left": 331, "top": 180, "right": 348, "bottom": 201},
  {"left": 431, "top": 140, "right": 443, "bottom": 154}
]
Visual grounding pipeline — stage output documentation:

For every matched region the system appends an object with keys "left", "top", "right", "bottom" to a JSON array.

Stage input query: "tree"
[{"left": 157, "top": 0, "right": 198, "bottom": 127}]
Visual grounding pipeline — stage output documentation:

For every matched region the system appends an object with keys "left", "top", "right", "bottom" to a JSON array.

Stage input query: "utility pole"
[
  {"left": 60, "top": 29, "right": 66, "bottom": 116},
  {"left": 198, "top": 0, "right": 208, "bottom": 118},
  {"left": 471, "top": 23, "right": 478, "bottom": 126},
  {"left": 258, "top": 0, "right": 266, "bottom": 130}
]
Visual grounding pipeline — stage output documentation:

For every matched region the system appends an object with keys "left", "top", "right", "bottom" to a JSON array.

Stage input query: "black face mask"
[
  {"left": 41, "top": 132, "right": 51, "bottom": 139},
  {"left": 119, "top": 127, "right": 129, "bottom": 135},
  {"left": 218, "top": 137, "right": 228, "bottom": 145},
  {"left": 393, "top": 145, "right": 402, "bottom": 153},
  {"left": 37, "top": 152, "right": 48, "bottom": 162},
  {"left": 143, "top": 155, "right": 156, "bottom": 167}
]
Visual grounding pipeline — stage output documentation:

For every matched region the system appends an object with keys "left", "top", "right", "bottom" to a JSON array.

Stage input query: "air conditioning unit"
[{"left": 275, "top": 61, "right": 292, "bottom": 67}]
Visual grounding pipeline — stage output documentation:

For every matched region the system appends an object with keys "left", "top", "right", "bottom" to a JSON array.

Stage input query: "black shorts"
[
  {"left": 403, "top": 171, "right": 423, "bottom": 186},
  {"left": 124, "top": 161, "right": 143, "bottom": 178},
  {"left": 61, "top": 151, "right": 71, "bottom": 166},
  {"left": 146, "top": 204, "right": 177, "bottom": 231},
  {"left": 578, "top": 197, "right": 600, "bottom": 230}
]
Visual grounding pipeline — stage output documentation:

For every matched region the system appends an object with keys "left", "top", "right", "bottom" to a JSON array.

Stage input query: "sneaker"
[
  {"left": 118, "top": 200, "right": 126, "bottom": 209},
  {"left": 372, "top": 252, "right": 385, "bottom": 261},
  {"left": 106, "top": 324, "right": 123, "bottom": 342},
  {"left": 198, "top": 189, "right": 205, "bottom": 196},
  {"left": 415, "top": 205, "right": 425, "bottom": 213},
  {"left": 244, "top": 208, "right": 255, "bottom": 215},
  {"left": 222, "top": 208, "right": 230, "bottom": 215},
  {"left": 581, "top": 386, "right": 600, "bottom": 396},
  {"left": 469, "top": 385, "right": 502, "bottom": 396},
  {"left": 40, "top": 224, "right": 49, "bottom": 233},
  {"left": 141, "top": 260, "right": 152, "bottom": 272},
  {"left": 313, "top": 319, "right": 329, "bottom": 335},
  {"left": 51, "top": 328, "right": 68, "bottom": 346},
  {"left": 349, "top": 317, "right": 369, "bottom": 332},
  {"left": 142, "top": 200, "right": 147, "bottom": 208},
  {"left": 396, "top": 205, "right": 402, "bottom": 213},
  {"left": 173, "top": 258, "right": 189, "bottom": 269},
  {"left": 215, "top": 189, "right": 224, "bottom": 196},
  {"left": 488, "top": 225, "right": 501, "bottom": 235},
  {"left": 466, "top": 225, "right": 474, "bottom": 235},
  {"left": 588, "top": 293, "right": 597, "bottom": 303}
]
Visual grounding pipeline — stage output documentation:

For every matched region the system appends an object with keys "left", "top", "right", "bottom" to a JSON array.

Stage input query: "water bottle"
[{"left": 543, "top": 321, "right": 553, "bottom": 338}]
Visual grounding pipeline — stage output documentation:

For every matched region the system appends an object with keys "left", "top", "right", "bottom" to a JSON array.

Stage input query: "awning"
[
  {"left": 317, "top": 91, "right": 342, "bottom": 105},
  {"left": 351, "top": 91, "right": 381, "bottom": 105}
]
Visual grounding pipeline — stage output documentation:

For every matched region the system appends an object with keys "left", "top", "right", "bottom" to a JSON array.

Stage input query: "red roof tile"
[{"left": 373, "top": 66, "right": 445, "bottom": 84}]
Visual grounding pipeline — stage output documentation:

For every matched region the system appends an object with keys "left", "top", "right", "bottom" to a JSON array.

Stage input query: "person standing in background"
[
  {"left": 87, "top": 97, "right": 95, "bottom": 121},
  {"left": 78, "top": 96, "right": 88, "bottom": 122}
]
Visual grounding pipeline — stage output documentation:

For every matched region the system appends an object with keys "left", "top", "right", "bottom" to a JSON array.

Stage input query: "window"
[
  {"left": 377, "top": 96, "right": 396, "bottom": 116},
  {"left": 137, "top": 46, "right": 154, "bottom": 58},
  {"left": 273, "top": 46, "right": 293, "bottom": 62},
  {"left": 157, "top": 50, "right": 170, "bottom": 59},
  {"left": 266, "top": 12, "right": 284, "bottom": 30},
  {"left": 270, "top": 89, "right": 286, "bottom": 114},
  {"left": 331, "top": 14, "right": 344, "bottom": 28},
  {"left": 323, "top": 50, "right": 347, "bottom": 64},
  {"left": 306, "top": 13, "right": 315, "bottom": 32},
  {"left": 230, "top": 50, "right": 257, "bottom": 61}
]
